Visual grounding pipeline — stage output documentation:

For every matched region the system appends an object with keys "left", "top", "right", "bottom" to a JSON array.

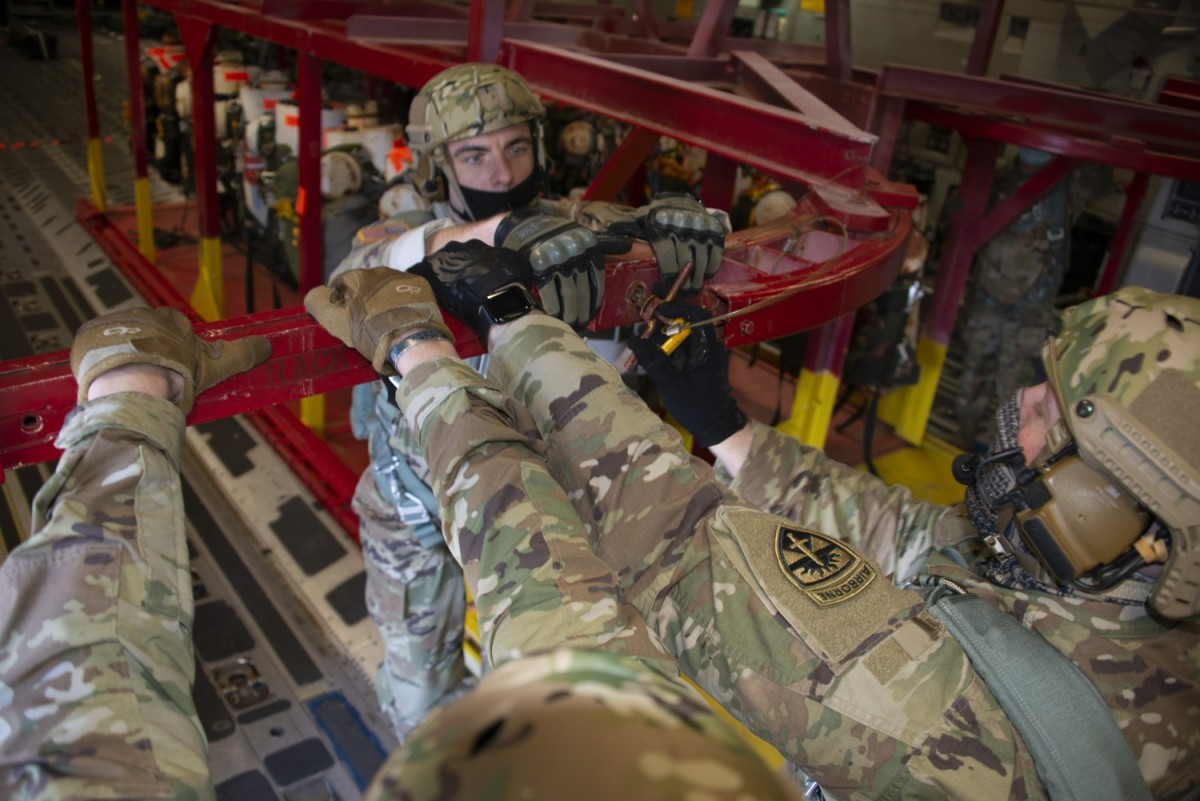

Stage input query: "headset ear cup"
[
  {"left": 1013, "top": 455, "right": 1151, "bottom": 584},
  {"left": 1016, "top": 514, "right": 1080, "bottom": 582},
  {"left": 413, "top": 154, "right": 444, "bottom": 202}
]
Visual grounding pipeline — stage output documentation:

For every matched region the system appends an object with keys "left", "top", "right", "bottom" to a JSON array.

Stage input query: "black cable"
[{"left": 863, "top": 390, "right": 881, "bottom": 477}]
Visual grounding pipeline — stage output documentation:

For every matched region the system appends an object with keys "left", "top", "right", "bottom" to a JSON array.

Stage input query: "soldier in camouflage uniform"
[
  {"left": 0, "top": 308, "right": 270, "bottom": 800},
  {"left": 634, "top": 288, "right": 1200, "bottom": 799},
  {"left": 331, "top": 62, "right": 727, "bottom": 740},
  {"left": 309, "top": 252, "right": 1197, "bottom": 800},
  {"left": 956, "top": 147, "right": 1071, "bottom": 446},
  {"left": 0, "top": 308, "right": 796, "bottom": 799}
]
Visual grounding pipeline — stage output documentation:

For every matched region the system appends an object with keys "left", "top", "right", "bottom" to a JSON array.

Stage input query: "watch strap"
[{"left": 387, "top": 329, "right": 453, "bottom": 370}]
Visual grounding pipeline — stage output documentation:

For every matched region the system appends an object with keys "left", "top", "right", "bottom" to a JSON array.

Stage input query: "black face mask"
[{"left": 453, "top": 168, "right": 542, "bottom": 221}]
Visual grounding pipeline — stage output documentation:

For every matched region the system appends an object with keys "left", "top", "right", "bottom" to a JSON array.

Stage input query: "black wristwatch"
[{"left": 481, "top": 283, "right": 539, "bottom": 327}]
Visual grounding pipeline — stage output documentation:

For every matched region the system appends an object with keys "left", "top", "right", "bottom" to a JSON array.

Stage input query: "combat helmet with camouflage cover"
[
  {"left": 363, "top": 649, "right": 801, "bottom": 801},
  {"left": 405, "top": 63, "right": 546, "bottom": 212},
  {"left": 1029, "top": 286, "right": 1200, "bottom": 619}
]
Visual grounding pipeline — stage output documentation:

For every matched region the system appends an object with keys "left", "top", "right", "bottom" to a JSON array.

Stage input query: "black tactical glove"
[
  {"left": 577, "top": 195, "right": 725, "bottom": 294},
  {"left": 495, "top": 208, "right": 629, "bottom": 329},
  {"left": 71, "top": 307, "right": 271, "bottom": 413},
  {"left": 626, "top": 301, "right": 746, "bottom": 448},
  {"left": 305, "top": 267, "right": 451, "bottom": 375},
  {"left": 410, "top": 240, "right": 540, "bottom": 341}
]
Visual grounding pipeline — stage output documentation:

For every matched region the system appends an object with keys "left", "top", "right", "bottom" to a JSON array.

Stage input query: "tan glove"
[
  {"left": 304, "top": 267, "right": 451, "bottom": 374},
  {"left": 71, "top": 307, "right": 271, "bottom": 413}
]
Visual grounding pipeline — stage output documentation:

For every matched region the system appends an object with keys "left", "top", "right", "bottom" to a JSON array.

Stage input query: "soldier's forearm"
[
  {"left": 425, "top": 213, "right": 505, "bottom": 254},
  {"left": 707, "top": 422, "right": 755, "bottom": 477}
]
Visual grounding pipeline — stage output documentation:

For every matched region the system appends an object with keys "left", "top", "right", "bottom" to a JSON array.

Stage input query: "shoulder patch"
[{"left": 775, "top": 524, "right": 876, "bottom": 606}]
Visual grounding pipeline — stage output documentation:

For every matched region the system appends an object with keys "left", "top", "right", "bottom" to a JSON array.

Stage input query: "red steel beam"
[
  {"left": 500, "top": 40, "right": 877, "bottom": 190},
  {"left": 77, "top": 0, "right": 100, "bottom": 142},
  {"left": 122, "top": 0, "right": 150, "bottom": 180},
  {"left": 177, "top": 16, "right": 221, "bottom": 242},
  {"left": 686, "top": 0, "right": 737, "bottom": 59},
  {"left": 878, "top": 64, "right": 1200, "bottom": 153},
  {"left": 909, "top": 104, "right": 1200, "bottom": 182},
  {"left": 1095, "top": 171, "right": 1150, "bottom": 297},
  {"left": 468, "top": 0, "right": 506, "bottom": 63},
  {"left": 138, "top": 0, "right": 455, "bottom": 89},
  {"left": 262, "top": 0, "right": 469, "bottom": 19},
  {"left": 964, "top": 0, "right": 1004, "bottom": 76},
  {"left": 924, "top": 138, "right": 1000, "bottom": 346},
  {"left": 298, "top": 52, "right": 324, "bottom": 294},
  {"left": 976, "top": 155, "right": 1080, "bottom": 245},
  {"left": 1159, "top": 78, "right": 1200, "bottom": 114},
  {"left": 346, "top": 16, "right": 589, "bottom": 49},
  {"left": 824, "top": 0, "right": 852, "bottom": 82},
  {"left": 733, "top": 50, "right": 860, "bottom": 135},
  {"left": 4, "top": 200, "right": 909, "bottom": 474}
]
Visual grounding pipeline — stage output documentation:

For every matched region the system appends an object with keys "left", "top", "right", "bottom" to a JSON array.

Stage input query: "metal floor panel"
[{"left": 0, "top": 19, "right": 394, "bottom": 798}]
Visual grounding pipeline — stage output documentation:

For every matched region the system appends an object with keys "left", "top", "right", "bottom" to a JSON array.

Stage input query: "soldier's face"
[
  {"left": 1017, "top": 382, "right": 1062, "bottom": 465},
  {"left": 446, "top": 123, "right": 535, "bottom": 193}
]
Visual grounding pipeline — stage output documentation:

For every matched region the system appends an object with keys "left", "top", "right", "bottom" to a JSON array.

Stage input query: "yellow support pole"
[
  {"left": 299, "top": 395, "right": 325, "bottom": 438},
  {"left": 664, "top": 412, "right": 695, "bottom": 452},
  {"left": 776, "top": 367, "right": 840, "bottom": 450},
  {"left": 133, "top": 176, "right": 157, "bottom": 263},
  {"left": 190, "top": 236, "right": 225, "bottom": 321},
  {"left": 86, "top": 137, "right": 107, "bottom": 213},
  {"left": 876, "top": 336, "right": 947, "bottom": 446},
  {"left": 685, "top": 678, "right": 785, "bottom": 769}
]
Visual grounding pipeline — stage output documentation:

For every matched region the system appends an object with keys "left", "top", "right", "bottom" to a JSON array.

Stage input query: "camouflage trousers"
[
  {"left": 396, "top": 316, "right": 1046, "bottom": 801},
  {"left": 956, "top": 292, "right": 1058, "bottom": 443},
  {"left": 0, "top": 395, "right": 212, "bottom": 801},
  {"left": 353, "top": 471, "right": 473, "bottom": 739}
]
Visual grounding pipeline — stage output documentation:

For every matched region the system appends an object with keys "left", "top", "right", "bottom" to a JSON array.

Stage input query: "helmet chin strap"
[{"left": 444, "top": 172, "right": 475, "bottom": 223}]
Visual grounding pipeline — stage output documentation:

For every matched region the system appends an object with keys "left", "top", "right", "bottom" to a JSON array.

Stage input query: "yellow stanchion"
[
  {"left": 299, "top": 395, "right": 325, "bottom": 438},
  {"left": 133, "top": 177, "right": 157, "bottom": 263},
  {"left": 876, "top": 337, "right": 947, "bottom": 446},
  {"left": 776, "top": 367, "right": 840, "bottom": 449},
  {"left": 86, "top": 137, "right": 107, "bottom": 213},
  {"left": 685, "top": 677, "right": 785, "bottom": 769},
  {"left": 189, "top": 236, "right": 225, "bottom": 321}
]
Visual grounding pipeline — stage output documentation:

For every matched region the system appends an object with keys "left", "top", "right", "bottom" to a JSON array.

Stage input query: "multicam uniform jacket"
[
  {"left": 395, "top": 314, "right": 1198, "bottom": 801},
  {"left": 722, "top": 419, "right": 1199, "bottom": 800}
]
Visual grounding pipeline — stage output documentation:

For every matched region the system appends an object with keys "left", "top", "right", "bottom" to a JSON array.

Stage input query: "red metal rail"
[{"left": 0, "top": 198, "right": 910, "bottom": 476}]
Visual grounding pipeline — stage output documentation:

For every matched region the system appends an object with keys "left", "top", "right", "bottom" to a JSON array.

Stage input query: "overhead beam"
[
  {"left": 878, "top": 64, "right": 1200, "bottom": 152},
  {"left": 501, "top": 40, "right": 877, "bottom": 189}
]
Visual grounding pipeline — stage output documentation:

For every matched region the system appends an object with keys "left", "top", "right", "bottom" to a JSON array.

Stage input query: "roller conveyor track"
[{"left": 0, "top": 17, "right": 396, "bottom": 799}]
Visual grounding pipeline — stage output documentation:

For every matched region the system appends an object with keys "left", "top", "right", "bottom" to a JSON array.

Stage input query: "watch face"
[{"left": 485, "top": 285, "right": 536, "bottom": 324}]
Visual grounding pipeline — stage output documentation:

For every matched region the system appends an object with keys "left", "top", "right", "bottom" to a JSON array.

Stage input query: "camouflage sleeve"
[
  {"left": 716, "top": 420, "right": 976, "bottom": 583},
  {"left": 0, "top": 394, "right": 212, "bottom": 801},
  {"left": 393, "top": 358, "right": 675, "bottom": 675}
]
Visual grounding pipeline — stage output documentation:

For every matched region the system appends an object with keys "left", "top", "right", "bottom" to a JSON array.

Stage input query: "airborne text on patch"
[{"left": 775, "top": 525, "right": 875, "bottom": 606}]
